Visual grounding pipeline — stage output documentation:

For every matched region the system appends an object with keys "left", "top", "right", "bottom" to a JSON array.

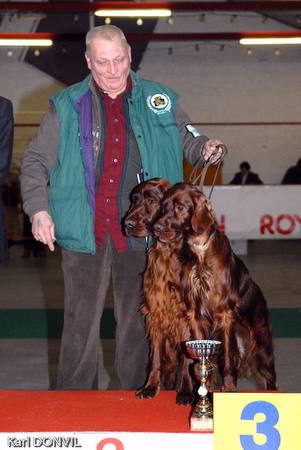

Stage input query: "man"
[
  {"left": 229, "top": 161, "right": 263, "bottom": 185},
  {"left": 281, "top": 158, "right": 301, "bottom": 184},
  {"left": 0, "top": 97, "right": 14, "bottom": 263},
  {"left": 20, "top": 25, "right": 225, "bottom": 391}
]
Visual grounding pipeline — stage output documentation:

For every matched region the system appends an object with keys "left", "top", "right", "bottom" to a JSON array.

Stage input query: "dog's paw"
[
  {"left": 135, "top": 386, "right": 160, "bottom": 399},
  {"left": 176, "top": 391, "right": 195, "bottom": 406},
  {"left": 221, "top": 384, "right": 237, "bottom": 392}
]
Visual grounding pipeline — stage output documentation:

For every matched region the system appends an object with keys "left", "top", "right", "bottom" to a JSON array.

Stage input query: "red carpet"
[{"left": 0, "top": 390, "right": 194, "bottom": 433}]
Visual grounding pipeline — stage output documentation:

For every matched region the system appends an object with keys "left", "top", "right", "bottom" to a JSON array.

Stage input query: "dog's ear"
[
  {"left": 191, "top": 194, "right": 215, "bottom": 234},
  {"left": 158, "top": 179, "right": 172, "bottom": 196}
]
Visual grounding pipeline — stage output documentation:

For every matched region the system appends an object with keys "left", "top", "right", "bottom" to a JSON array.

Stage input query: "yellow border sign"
[{"left": 214, "top": 393, "right": 301, "bottom": 450}]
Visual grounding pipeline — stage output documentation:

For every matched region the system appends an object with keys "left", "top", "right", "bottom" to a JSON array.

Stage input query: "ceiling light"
[
  {"left": 18, "top": 13, "right": 47, "bottom": 21},
  {"left": 95, "top": 10, "right": 171, "bottom": 18},
  {"left": 0, "top": 39, "right": 52, "bottom": 47},
  {"left": 240, "top": 37, "right": 301, "bottom": 45}
]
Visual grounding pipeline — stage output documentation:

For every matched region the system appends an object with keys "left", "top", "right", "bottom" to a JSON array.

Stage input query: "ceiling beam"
[
  {"left": 1, "top": 31, "right": 301, "bottom": 42},
  {"left": 0, "top": 2, "right": 301, "bottom": 13}
]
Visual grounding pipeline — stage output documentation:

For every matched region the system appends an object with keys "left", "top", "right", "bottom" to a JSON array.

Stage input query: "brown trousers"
[{"left": 56, "top": 233, "right": 149, "bottom": 390}]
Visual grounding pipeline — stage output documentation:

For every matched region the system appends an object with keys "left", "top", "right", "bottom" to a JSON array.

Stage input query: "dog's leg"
[
  {"left": 238, "top": 292, "right": 278, "bottom": 391},
  {"left": 219, "top": 324, "right": 239, "bottom": 392},
  {"left": 175, "top": 330, "right": 195, "bottom": 406},
  {"left": 251, "top": 324, "right": 278, "bottom": 391},
  {"left": 257, "top": 309, "right": 278, "bottom": 391},
  {"left": 176, "top": 355, "right": 195, "bottom": 406},
  {"left": 162, "top": 339, "right": 178, "bottom": 391},
  {"left": 136, "top": 338, "right": 163, "bottom": 399},
  {"left": 257, "top": 353, "right": 278, "bottom": 391},
  {"left": 264, "top": 360, "right": 278, "bottom": 391}
]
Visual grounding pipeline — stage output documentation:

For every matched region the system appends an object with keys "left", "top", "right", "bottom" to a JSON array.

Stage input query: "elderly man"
[{"left": 20, "top": 25, "right": 225, "bottom": 391}]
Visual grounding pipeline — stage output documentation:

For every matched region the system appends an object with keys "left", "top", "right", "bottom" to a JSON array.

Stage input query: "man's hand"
[
  {"left": 202, "top": 139, "right": 225, "bottom": 164},
  {"left": 32, "top": 211, "right": 56, "bottom": 251}
]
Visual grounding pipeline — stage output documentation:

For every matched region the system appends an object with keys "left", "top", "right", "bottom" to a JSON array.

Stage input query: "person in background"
[
  {"left": 229, "top": 161, "right": 263, "bottom": 185},
  {"left": 0, "top": 97, "right": 14, "bottom": 263},
  {"left": 20, "top": 25, "right": 226, "bottom": 391},
  {"left": 281, "top": 158, "right": 301, "bottom": 184}
]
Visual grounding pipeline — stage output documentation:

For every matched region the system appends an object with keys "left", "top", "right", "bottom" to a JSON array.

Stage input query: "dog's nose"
[
  {"left": 125, "top": 219, "right": 136, "bottom": 229},
  {"left": 153, "top": 222, "right": 164, "bottom": 234}
]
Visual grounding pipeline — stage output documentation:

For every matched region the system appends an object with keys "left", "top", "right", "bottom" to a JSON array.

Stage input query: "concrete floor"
[{"left": 0, "top": 239, "right": 300, "bottom": 393}]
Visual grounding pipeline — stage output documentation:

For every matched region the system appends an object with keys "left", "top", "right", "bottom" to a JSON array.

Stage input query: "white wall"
[
  {"left": 137, "top": 12, "right": 301, "bottom": 184},
  {"left": 1, "top": 10, "right": 301, "bottom": 184},
  {"left": 0, "top": 61, "right": 66, "bottom": 172}
]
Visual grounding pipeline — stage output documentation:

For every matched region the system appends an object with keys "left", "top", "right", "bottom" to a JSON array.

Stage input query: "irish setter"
[
  {"left": 154, "top": 183, "right": 277, "bottom": 392},
  {"left": 123, "top": 178, "right": 196, "bottom": 405}
]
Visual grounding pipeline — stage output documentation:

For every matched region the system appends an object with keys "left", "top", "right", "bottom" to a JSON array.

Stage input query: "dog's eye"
[
  {"left": 177, "top": 205, "right": 184, "bottom": 211},
  {"left": 147, "top": 198, "right": 155, "bottom": 204}
]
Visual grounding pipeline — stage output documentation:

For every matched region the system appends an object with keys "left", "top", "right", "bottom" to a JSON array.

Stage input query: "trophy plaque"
[{"left": 186, "top": 339, "right": 221, "bottom": 431}]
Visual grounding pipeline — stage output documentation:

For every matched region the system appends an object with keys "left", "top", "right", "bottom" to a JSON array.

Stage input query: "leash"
[{"left": 189, "top": 144, "right": 228, "bottom": 199}]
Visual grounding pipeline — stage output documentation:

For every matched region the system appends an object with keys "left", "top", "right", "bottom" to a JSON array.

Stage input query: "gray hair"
[{"left": 85, "top": 25, "right": 129, "bottom": 57}]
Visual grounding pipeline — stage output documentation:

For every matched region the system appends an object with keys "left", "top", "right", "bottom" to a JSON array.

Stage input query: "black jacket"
[
  {"left": 229, "top": 171, "right": 263, "bottom": 185},
  {"left": 0, "top": 97, "right": 14, "bottom": 262}
]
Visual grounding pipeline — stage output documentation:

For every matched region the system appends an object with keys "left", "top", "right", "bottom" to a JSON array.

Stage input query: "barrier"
[
  {"left": 3, "top": 185, "right": 301, "bottom": 242},
  {"left": 203, "top": 185, "right": 301, "bottom": 240}
]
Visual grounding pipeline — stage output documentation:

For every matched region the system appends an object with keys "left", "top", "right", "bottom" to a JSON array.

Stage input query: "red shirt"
[{"left": 94, "top": 80, "right": 130, "bottom": 252}]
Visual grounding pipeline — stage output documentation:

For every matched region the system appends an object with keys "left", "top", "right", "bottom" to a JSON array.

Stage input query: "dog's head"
[
  {"left": 153, "top": 183, "right": 216, "bottom": 243},
  {"left": 123, "top": 178, "right": 172, "bottom": 237}
]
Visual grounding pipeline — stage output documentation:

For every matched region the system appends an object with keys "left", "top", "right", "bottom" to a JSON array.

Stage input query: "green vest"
[
  {"left": 49, "top": 73, "right": 184, "bottom": 254},
  {"left": 129, "top": 72, "right": 184, "bottom": 185},
  {"left": 49, "top": 77, "right": 96, "bottom": 254}
]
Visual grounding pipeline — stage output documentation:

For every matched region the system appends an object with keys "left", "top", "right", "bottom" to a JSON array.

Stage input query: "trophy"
[{"left": 186, "top": 339, "right": 221, "bottom": 431}]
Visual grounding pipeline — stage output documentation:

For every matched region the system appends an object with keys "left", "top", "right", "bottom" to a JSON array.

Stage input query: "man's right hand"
[{"left": 32, "top": 211, "right": 56, "bottom": 251}]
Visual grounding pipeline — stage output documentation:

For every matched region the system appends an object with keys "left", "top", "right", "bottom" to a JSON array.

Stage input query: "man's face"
[{"left": 85, "top": 37, "right": 132, "bottom": 99}]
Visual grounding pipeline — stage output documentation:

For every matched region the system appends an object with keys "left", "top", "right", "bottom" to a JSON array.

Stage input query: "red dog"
[
  {"left": 154, "top": 183, "right": 277, "bottom": 392},
  {"left": 124, "top": 178, "right": 196, "bottom": 405}
]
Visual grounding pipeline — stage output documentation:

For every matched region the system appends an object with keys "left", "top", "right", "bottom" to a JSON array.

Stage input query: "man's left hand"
[{"left": 202, "top": 139, "right": 226, "bottom": 164}]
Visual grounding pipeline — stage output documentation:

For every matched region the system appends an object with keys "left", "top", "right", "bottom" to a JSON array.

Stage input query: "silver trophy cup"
[{"left": 186, "top": 339, "right": 221, "bottom": 430}]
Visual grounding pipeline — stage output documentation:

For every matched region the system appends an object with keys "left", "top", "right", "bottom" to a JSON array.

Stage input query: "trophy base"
[
  {"left": 190, "top": 401, "right": 213, "bottom": 432},
  {"left": 190, "top": 416, "right": 213, "bottom": 432}
]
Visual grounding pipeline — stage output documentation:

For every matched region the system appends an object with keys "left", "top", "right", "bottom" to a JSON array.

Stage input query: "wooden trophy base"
[{"left": 190, "top": 415, "right": 213, "bottom": 432}]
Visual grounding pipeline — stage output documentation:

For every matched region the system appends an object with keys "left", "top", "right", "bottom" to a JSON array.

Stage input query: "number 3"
[{"left": 240, "top": 401, "right": 281, "bottom": 450}]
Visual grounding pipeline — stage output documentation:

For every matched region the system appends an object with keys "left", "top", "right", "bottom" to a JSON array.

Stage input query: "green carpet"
[
  {"left": 0, "top": 308, "right": 300, "bottom": 339},
  {"left": 0, "top": 308, "right": 116, "bottom": 339}
]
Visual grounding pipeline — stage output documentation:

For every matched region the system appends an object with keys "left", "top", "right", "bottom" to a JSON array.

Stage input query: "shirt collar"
[{"left": 94, "top": 75, "right": 131, "bottom": 99}]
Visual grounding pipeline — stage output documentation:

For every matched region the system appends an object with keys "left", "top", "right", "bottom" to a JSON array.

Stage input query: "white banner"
[
  {"left": 203, "top": 185, "right": 301, "bottom": 240},
  {"left": 1, "top": 431, "right": 213, "bottom": 450}
]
